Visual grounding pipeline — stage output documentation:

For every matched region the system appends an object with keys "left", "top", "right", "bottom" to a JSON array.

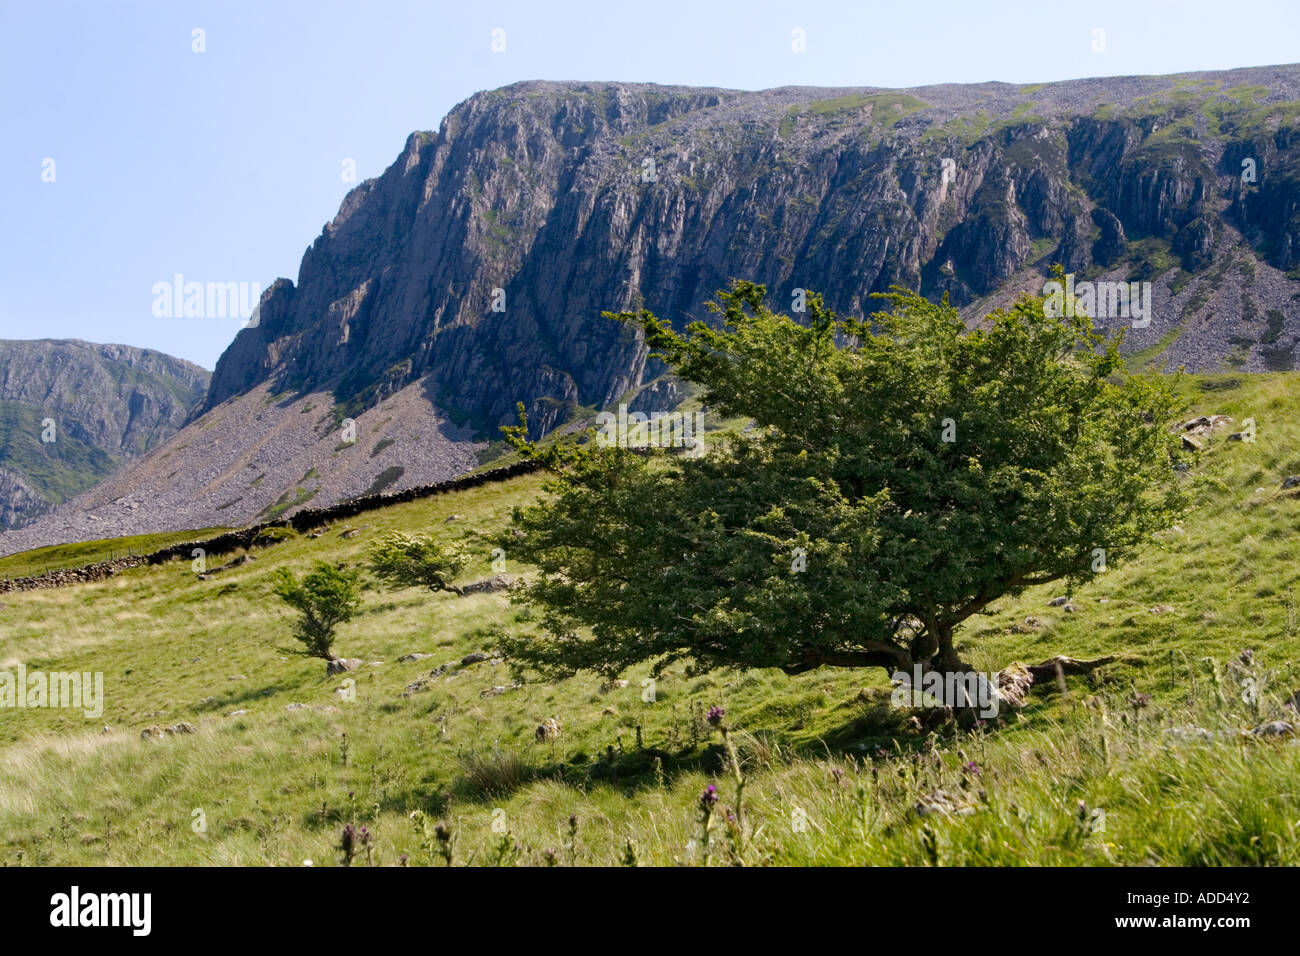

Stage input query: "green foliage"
[
  {"left": 368, "top": 531, "right": 469, "bottom": 595},
  {"left": 503, "top": 276, "right": 1185, "bottom": 679},
  {"left": 271, "top": 562, "right": 362, "bottom": 660}
]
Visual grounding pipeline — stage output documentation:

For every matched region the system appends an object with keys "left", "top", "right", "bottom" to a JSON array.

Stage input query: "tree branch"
[{"left": 782, "top": 644, "right": 909, "bottom": 675}]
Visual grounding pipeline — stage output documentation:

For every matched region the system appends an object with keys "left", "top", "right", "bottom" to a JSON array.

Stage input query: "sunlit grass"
[{"left": 0, "top": 375, "right": 1298, "bottom": 865}]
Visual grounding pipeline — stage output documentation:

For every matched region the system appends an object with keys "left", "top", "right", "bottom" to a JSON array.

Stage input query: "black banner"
[{"left": 3, "top": 865, "right": 1285, "bottom": 941}]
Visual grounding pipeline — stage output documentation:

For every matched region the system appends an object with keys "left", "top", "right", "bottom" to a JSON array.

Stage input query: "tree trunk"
[{"left": 932, "top": 622, "right": 968, "bottom": 673}]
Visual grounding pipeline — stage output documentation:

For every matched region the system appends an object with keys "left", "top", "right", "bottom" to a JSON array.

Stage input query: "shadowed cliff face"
[{"left": 204, "top": 66, "right": 1300, "bottom": 437}]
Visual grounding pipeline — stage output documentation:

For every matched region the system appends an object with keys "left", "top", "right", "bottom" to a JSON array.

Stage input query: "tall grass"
[{"left": 0, "top": 374, "right": 1298, "bottom": 865}]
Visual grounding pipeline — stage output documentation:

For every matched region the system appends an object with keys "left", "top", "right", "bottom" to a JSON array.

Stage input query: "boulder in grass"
[
  {"left": 994, "top": 662, "right": 1034, "bottom": 709},
  {"left": 141, "top": 722, "right": 198, "bottom": 739},
  {"left": 535, "top": 717, "right": 562, "bottom": 742},
  {"left": 1251, "top": 720, "right": 1295, "bottom": 739},
  {"left": 460, "top": 574, "right": 515, "bottom": 595},
  {"left": 914, "top": 789, "right": 976, "bottom": 817},
  {"left": 1173, "top": 415, "right": 1232, "bottom": 438},
  {"left": 402, "top": 678, "right": 435, "bottom": 698},
  {"left": 326, "top": 657, "right": 363, "bottom": 675},
  {"left": 1282, "top": 476, "right": 1300, "bottom": 490},
  {"left": 1175, "top": 415, "right": 1212, "bottom": 432}
]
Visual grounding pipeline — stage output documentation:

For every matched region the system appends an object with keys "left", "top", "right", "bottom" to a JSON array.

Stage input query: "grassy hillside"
[
  {"left": 1, "top": 373, "right": 1298, "bottom": 866},
  {"left": 0, "top": 527, "right": 234, "bottom": 579},
  {"left": 0, "top": 401, "right": 119, "bottom": 504}
]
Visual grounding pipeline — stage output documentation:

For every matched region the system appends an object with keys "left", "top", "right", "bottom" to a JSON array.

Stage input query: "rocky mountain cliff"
[
  {"left": 206, "top": 65, "right": 1300, "bottom": 441},
  {"left": 4, "top": 65, "right": 1300, "bottom": 555},
  {"left": 0, "top": 340, "right": 209, "bottom": 529}
]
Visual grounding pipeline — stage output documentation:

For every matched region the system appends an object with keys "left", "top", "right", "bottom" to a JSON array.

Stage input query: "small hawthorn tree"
[
  {"left": 271, "top": 562, "right": 363, "bottom": 661},
  {"left": 500, "top": 274, "right": 1185, "bottom": 689},
  {"left": 367, "top": 532, "right": 469, "bottom": 596}
]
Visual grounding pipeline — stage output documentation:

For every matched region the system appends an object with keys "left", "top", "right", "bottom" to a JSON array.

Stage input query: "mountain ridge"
[
  {"left": 0, "top": 339, "right": 209, "bottom": 530},
  {"left": 5, "top": 63, "right": 1299, "bottom": 554},
  {"left": 204, "top": 64, "right": 1300, "bottom": 432}
]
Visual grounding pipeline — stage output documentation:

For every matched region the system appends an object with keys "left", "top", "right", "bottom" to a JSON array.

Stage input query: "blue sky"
[{"left": 2, "top": 0, "right": 1298, "bottom": 370}]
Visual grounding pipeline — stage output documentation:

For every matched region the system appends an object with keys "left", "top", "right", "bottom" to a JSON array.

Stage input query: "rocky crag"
[
  {"left": 6, "top": 65, "right": 1300, "bottom": 554},
  {"left": 208, "top": 64, "right": 1300, "bottom": 440}
]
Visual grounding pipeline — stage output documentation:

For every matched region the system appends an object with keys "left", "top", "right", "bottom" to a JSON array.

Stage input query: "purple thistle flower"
[
  {"left": 699, "top": 784, "right": 719, "bottom": 808},
  {"left": 706, "top": 706, "right": 726, "bottom": 727}
]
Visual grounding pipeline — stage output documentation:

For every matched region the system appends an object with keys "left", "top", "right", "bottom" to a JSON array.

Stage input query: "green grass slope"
[
  {"left": 0, "top": 401, "right": 120, "bottom": 504},
  {"left": 0, "top": 527, "right": 234, "bottom": 579},
  {"left": 1, "top": 374, "right": 1298, "bottom": 866}
]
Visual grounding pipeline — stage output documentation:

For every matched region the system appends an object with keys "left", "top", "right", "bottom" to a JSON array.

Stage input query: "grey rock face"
[
  {"left": 1091, "top": 208, "right": 1127, "bottom": 266},
  {"left": 200, "top": 67, "right": 1300, "bottom": 445},
  {"left": 0, "top": 467, "right": 50, "bottom": 530}
]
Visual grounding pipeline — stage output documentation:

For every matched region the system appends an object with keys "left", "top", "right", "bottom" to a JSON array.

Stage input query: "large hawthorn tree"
[{"left": 500, "top": 275, "right": 1184, "bottom": 683}]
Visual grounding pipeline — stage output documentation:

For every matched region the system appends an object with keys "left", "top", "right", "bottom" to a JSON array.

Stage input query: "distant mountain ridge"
[{"left": 0, "top": 340, "right": 209, "bottom": 529}]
